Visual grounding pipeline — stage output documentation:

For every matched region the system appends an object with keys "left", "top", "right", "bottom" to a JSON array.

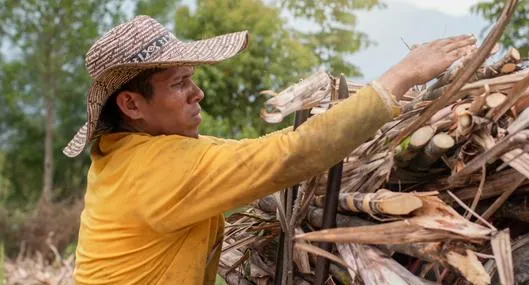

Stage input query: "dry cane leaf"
[
  {"left": 491, "top": 229, "right": 515, "bottom": 285},
  {"left": 338, "top": 243, "right": 436, "bottom": 285},
  {"left": 297, "top": 194, "right": 491, "bottom": 244},
  {"left": 447, "top": 249, "right": 491, "bottom": 285},
  {"left": 260, "top": 71, "right": 332, "bottom": 123},
  {"left": 294, "top": 241, "right": 348, "bottom": 268},
  {"left": 295, "top": 220, "right": 467, "bottom": 244},
  {"left": 411, "top": 195, "right": 493, "bottom": 239},
  {"left": 293, "top": 228, "right": 312, "bottom": 274}
]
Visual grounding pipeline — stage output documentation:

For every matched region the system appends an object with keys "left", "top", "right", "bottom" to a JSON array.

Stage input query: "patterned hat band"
[
  {"left": 129, "top": 33, "right": 175, "bottom": 63},
  {"left": 63, "top": 15, "right": 249, "bottom": 158}
]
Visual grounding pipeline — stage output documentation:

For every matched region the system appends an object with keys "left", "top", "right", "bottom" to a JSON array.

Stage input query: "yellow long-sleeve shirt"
[{"left": 75, "top": 85, "right": 393, "bottom": 284}]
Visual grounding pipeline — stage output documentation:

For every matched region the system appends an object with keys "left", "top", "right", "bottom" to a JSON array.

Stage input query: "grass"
[
  {"left": 223, "top": 206, "right": 247, "bottom": 218},
  {"left": 215, "top": 274, "right": 228, "bottom": 285},
  {"left": 217, "top": 206, "right": 247, "bottom": 285},
  {"left": 1, "top": 240, "right": 4, "bottom": 285}
]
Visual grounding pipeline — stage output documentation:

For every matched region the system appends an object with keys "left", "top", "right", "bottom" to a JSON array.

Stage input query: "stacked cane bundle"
[
  {"left": 4, "top": 241, "right": 74, "bottom": 285},
  {"left": 219, "top": 1, "right": 529, "bottom": 284}
]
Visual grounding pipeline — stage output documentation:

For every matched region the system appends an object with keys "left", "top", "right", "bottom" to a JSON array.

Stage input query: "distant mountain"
[{"left": 349, "top": 0, "right": 489, "bottom": 81}]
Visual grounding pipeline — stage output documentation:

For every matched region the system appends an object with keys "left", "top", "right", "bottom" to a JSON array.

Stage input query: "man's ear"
[{"left": 115, "top": 91, "right": 145, "bottom": 120}]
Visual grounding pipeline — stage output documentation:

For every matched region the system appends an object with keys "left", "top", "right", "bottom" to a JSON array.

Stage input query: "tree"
[
  {"left": 134, "top": 0, "right": 180, "bottom": 25},
  {"left": 174, "top": 0, "right": 319, "bottom": 137},
  {"left": 173, "top": 0, "right": 380, "bottom": 137},
  {"left": 279, "top": 0, "right": 382, "bottom": 76},
  {"left": 472, "top": 0, "right": 529, "bottom": 56},
  {"left": 0, "top": 1, "right": 126, "bottom": 205},
  {"left": 0, "top": 0, "right": 380, "bottom": 206}
]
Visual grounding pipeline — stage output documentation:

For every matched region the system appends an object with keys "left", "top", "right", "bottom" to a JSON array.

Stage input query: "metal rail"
[{"left": 314, "top": 75, "right": 349, "bottom": 285}]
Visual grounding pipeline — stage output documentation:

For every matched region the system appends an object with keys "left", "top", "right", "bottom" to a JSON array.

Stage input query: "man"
[{"left": 64, "top": 15, "right": 475, "bottom": 284}]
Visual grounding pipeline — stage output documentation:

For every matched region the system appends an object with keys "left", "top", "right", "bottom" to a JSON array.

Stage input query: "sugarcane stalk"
[
  {"left": 430, "top": 58, "right": 471, "bottom": 90},
  {"left": 424, "top": 84, "right": 450, "bottom": 101},
  {"left": 395, "top": 126, "right": 435, "bottom": 164},
  {"left": 469, "top": 90, "right": 489, "bottom": 114},
  {"left": 275, "top": 109, "right": 310, "bottom": 285},
  {"left": 491, "top": 72, "right": 529, "bottom": 121},
  {"left": 513, "top": 93, "right": 529, "bottom": 114},
  {"left": 430, "top": 104, "right": 453, "bottom": 125},
  {"left": 432, "top": 118, "right": 453, "bottom": 132},
  {"left": 455, "top": 112, "right": 474, "bottom": 141},
  {"left": 491, "top": 47, "right": 521, "bottom": 74},
  {"left": 453, "top": 102, "right": 472, "bottom": 115},
  {"left": 485, "top": 92, "right": 508, "bottom": 118},
  {"left": 313, "top": 189, "right": 423, "bottom": 216},
  {"left": 500, "top": 63, "right": 517, "bottom": 73},
  {"left": 469, "top": 48, "right": 520, "bottom": 81},
  {"left": 412, "top": 132, "right": 455, "bottom": 170},
  {"left": 509, "top": 103, "right": 529, "bottom": 133},
  {"left": 394, "top": 0, "right": 519, "bottom": 146}
]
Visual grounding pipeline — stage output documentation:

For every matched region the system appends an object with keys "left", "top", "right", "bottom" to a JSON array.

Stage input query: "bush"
[{"left": 2, "top": 199, "right": 83, "bottom": 260}]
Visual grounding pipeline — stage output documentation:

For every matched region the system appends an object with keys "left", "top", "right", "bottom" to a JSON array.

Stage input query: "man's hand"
[{"left": 378, "top": 34, "right": 477, "bottom": 100}]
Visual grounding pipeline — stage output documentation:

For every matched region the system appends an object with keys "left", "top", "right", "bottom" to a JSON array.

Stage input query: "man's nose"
[{"left": 188, "top": 82, "right": 204, "bottom": 104}]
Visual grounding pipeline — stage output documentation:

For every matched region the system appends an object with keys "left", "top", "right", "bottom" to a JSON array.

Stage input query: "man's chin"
[{"left": 190, "top": 126, "right": 200, "bottom": 138}]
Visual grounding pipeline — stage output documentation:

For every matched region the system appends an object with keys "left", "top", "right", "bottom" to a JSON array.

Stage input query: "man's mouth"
[{"left": 192, "top": 106, "right": 202, "bottom": 117}]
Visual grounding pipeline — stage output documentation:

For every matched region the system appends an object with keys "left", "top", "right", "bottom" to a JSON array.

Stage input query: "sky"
[
  {"left": 347, "top": 0, "right": 490, "bottom": 81},
  {"left": 396, "top": 0, "right": 481, "bottom": 17},
  {"left": 1, "top": 0, "right": 492, "bottom": 83}
]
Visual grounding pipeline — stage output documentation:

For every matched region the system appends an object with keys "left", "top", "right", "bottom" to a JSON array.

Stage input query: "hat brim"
[{"left": 63, "top": 31, "right": 249, "bottom": 158}]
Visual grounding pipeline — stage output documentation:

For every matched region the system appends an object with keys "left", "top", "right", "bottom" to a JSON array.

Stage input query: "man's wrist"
[
  {"left": 377, "top": 66, "right": 415, "bottom": 100},
  {"left": 369, "top": 80, "right": 402, "bottom": 117}
]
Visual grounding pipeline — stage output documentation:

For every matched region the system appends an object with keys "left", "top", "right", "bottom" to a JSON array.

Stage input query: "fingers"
[
  {"left": 437, "top": 34, "right": 475, "bottom": 45},
  {"left": 448, "top": 44, "right": 477, "bottom": 60},
  {"left": 410, "top": 43, "right": 421, "bottom": 50},
  {"left": 412, "top": 34, "right": 476, "bottom": 51},
  {"left": 442, "top": 36, "right": 477, "bottom": 53}
]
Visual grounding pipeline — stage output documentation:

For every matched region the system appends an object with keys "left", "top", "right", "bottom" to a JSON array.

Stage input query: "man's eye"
[{"left": 171, "top": 82, "right": 184, "bottom": 88}]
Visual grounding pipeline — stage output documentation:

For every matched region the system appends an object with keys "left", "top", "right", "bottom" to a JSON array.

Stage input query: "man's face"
[{"left": 140, "top": 66, "right": 204, "bottom": 138}]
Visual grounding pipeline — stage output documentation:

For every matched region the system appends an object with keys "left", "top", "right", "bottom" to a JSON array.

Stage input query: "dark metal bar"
[
  {"left": 313, "top": 163, "right": 343, "bottom": 284},
  {"left": 274, "top": 109, "right": 310, "bottom": 285},
  {"left": 314, "top": 75, "right": 349, "bottom": 285}
]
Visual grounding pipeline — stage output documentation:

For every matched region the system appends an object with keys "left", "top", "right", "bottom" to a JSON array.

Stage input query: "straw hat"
[{"left": 63, "top": 15, "right": 249, "bottom": 157}]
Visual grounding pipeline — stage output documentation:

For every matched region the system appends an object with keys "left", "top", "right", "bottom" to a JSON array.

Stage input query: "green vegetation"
[
  {"left": 0, "top": 0, "right": 379, "bottom": 210},
  {"left": 1, "top": 240, "right": 4, "bottom": 285},
  {"left": 472, "top": 0, "right": 529, "bottom": 56},
  {"left": 216, "top": 274, "right": 228, "bottom": 285}
]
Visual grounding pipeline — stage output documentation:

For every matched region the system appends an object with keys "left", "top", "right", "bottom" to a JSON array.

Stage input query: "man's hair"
[{"left": 98, "top": 68, "right": 164, "bottom": 132}]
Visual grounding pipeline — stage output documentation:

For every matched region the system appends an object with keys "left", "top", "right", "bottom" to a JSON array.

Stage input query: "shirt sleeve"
[{"left": 135, "top": 85, "right": 393, "bottom": 233}]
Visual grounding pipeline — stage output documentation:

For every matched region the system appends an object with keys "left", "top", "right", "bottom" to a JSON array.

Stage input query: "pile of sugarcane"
[
  {"left": 4, "top": 241, "right": 74, "bottom": 285},
  {"left": 218, "top": 1, "right": 529, "bottom": 284}
]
